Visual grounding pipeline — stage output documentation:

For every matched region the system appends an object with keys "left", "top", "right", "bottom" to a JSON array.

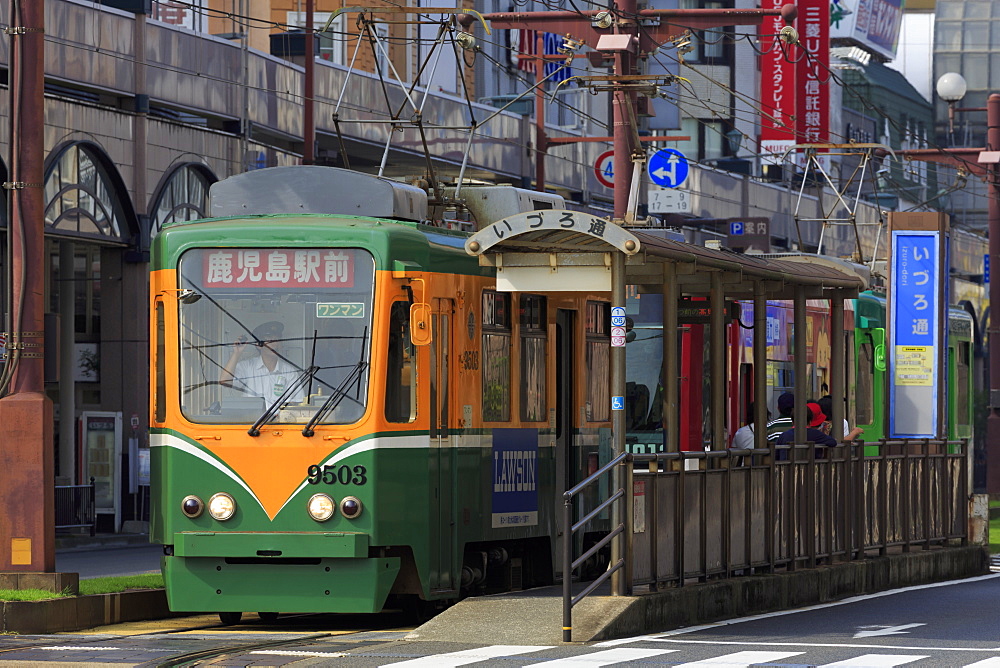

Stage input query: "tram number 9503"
[{"left": 307, "top": 464, "right": 368, "bottom": 486}]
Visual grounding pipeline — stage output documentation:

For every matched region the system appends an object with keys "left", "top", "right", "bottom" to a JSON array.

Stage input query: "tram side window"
[
  {"left": 155, "top": 301, "right": 166, "bottom": 423},
  {"left": 957, "top": 342, "right": 971, "bottom": 426},
  {"left": 385, "top": 301, "right": 416, "bottom": 423},
  {"left": 520, "top": 294, "right": 547, "bottom": 421},
  {"left": 856, "top": 342, "right": 874, "bottom": 426},
  {"left": 586, "top": 301, "right": 610, "bottom": 422},
  {"left": 482, "top": 290, "right": 511, "bottom": 422}
]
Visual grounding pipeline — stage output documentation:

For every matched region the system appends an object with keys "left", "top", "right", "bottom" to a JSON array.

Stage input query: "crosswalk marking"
[
  {"left": 672, "top": 650, "right": 805, "bottom": 666},
  {"left": 380, "top": 645, "right": 552, "bottom": 667},
  {"left": 820, "top": 655, "right": 928, "bottom": 667},
  {"left": 524, "top": 648, "right": 678, "bottom": 666},
  {"left": 962, "top": 660, "right": 1000, "bottom": 667}
]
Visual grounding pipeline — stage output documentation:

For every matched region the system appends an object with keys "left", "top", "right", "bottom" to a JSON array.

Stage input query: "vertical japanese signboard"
[
  {"left": 889, "top": 231, "right": 941, "bottom": 438},
  {"left": 796, "top": 0, "right": 829, "bottom": 148},
  {"left": 759, "top": 0, "right": 795, "bottom": 164}
]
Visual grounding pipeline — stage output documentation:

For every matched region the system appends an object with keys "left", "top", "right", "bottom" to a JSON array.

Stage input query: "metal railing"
[
  {"left": 629, "top": 439, "right": 967, "bottom": 588},
  {"left": 562, "top": 451, "right": 629, "bottom": 643},
  {"left": 561, "top": 439, "right": 968, "bottom": 640},
  {"left": 55, "top": 477, "right": 96, "bottom": 535}
]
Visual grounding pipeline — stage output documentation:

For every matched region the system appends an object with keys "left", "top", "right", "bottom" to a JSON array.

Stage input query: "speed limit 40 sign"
[{"left": 594, "top": 150, "right": 614, "bottom": 189}]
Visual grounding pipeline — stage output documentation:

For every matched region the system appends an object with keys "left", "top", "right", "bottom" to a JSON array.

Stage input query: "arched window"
[
  {"left": 150, "top": 163, "right": 216, "bottom": 237},
  {"left": 44, "top": 143, "right": 133, "bottom": 241}
]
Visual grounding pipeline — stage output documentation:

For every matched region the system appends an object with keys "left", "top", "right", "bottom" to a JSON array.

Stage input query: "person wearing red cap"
[{"left": 775, "top": 401, "right": 838, "bottom": 448}]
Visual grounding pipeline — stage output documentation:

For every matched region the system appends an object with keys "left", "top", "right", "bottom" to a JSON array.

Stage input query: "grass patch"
[
  {"left": 0, "top": 588, "right": 65, "bottom": 602},
  {"left": 990, "top": 511, "right": 1000, "bottom": 554},
  {"left": 79, "top": 573, "right": 164, "bottom": 595},
  {"left": 0, "top": 573, "right": 164, "bottom": 601}
]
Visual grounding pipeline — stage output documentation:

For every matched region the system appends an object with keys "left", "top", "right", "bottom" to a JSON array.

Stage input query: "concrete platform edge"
[
  {"left": 592, "top": 546, "right": 989, "bottom": 643},
  {"left": 410, "top": 546, "right": 990, "bottom": 645},
  {"left": 0, "top": 589, "right": 171, "bottom": 634}
]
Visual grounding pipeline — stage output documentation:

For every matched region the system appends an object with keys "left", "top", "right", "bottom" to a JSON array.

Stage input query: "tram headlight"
[
  {"left": 307, "top": 493, "right": 336, "bottom": 522},
  {"left": 181, "top": 495, "right": 204, "bottom": 518},
  {"left": 208, "top": 492, "right": 236, "bottom": 521},
  {"left": 340, "top": 496, "right": 363, "bottom": 520}
]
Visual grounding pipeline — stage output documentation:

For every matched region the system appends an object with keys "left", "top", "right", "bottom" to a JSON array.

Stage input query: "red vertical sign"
[
  {"left": 759, "top": 0, "right": 795, "bottom": 163},
  {"left": 796, "top": 0, "right": 829, "bottom": 147}
]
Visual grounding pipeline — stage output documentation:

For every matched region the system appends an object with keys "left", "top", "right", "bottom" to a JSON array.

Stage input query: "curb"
[{"left": 0, "top": 589, "right": 172, "bottom": 634}]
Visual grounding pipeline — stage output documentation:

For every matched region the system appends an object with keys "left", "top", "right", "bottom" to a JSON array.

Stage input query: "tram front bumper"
[{"left": 162, "top": 531, "right": 401, "bottom": 614}]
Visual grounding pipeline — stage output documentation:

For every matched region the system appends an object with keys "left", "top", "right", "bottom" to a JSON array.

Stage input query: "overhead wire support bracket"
[{"left": 780, "top": 143, "right": 895, "bottom": 267}]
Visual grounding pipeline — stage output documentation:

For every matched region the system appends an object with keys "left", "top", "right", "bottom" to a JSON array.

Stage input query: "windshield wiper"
[
  {"left": 248, "top": 365, "right": 320, "bottom": 437},
  {"left": 302, "top": 361, "right": 369, "bottom": 437}
]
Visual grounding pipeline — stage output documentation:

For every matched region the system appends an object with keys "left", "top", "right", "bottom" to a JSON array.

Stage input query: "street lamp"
[{"left": 936, "top": 72, "right": 968, "bottom": 138}]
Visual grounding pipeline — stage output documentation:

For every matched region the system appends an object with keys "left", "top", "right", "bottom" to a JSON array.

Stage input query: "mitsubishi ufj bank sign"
[{"left": 889, "top": 230, "right": 943, "bottom": 438}]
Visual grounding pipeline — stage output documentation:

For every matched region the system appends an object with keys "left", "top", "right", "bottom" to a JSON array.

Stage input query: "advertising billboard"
[{"left": 829, "top": 0, "right": 905, "bottom": 61}]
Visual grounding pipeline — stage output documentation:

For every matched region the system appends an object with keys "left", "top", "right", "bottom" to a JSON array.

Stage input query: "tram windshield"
[{"left": 175, "top": 247, "right": 375, "bottom": 426}]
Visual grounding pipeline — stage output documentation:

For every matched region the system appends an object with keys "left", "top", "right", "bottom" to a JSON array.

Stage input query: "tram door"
[
  {"left": 430, "top": 298, "right": 456, "bottom": 593},
  {"left": 554, "top": 309, "right": 575, "bottom": 576}
]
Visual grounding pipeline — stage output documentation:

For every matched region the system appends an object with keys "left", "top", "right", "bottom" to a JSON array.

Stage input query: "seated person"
[
  {"left": 776, "top": 401, "right": 838, "bottom": 447},
  {"left": 818, "top": 395, "right": 864, "bottom": 442},
  {"left": 220, "top": 320, "right": 305, "bottom": 404}
]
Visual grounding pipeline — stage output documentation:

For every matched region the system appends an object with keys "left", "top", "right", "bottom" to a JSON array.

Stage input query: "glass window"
[
  {"left": 520, "top": 295, "right": 547, "bottom": 422},
  {"left": 177, "top": 247, "right": 375, "bottom": 425},
  {"left": 935, "top": 21, "right": 964, "bottom": 51},
  {"left": 856, "top": 342, "right": 874, "bottom": 425},
  {"left": 965, "top": 21, "right": 989, "bottom": 50},
  {"left": 152, "top": 164, "right": 213, "bottom": 237},
  {"left": 482, "top": 291, "right": 511, "bottom": 422},
  {"left": 937, "top": 2, "right": 964, "bottom": 19},
  {"left": 586, "top": 301, "right": 610, "bottom": 422},
  {"left": 43, "top": 144, "right": 127, "bottom": 239},
  {"left": 957, "top": 342, "right": 971, "bottom": 426},
  {"left": 962, "top": 53, "right": 989, "bottom": 89},
  {"left": 965, "top": 1, "right": 993, "bottom": 19},
  {"left": 386, "top": 301, "right": 416, "bottom": 423},
  {"left": 155, "top": 301, "right": 166, "bottom": 423}
]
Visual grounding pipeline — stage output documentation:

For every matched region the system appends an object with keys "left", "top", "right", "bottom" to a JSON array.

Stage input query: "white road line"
[
  {"left": 251, "top": 650, "right": 350, "bottom": 658},
  {"left": 819, "top": 654, "right": 928, "bottom": 667},
  {"left": 596, "top": 572, "right": 1000, "bottom": 646},
  {"left": 380, "top": 645, "right": 553, "bottom": 667},
  {"left": 648, "top": 638, "right": 1000, "bottom": 653},
  {"left": 523, "top": 648, "right": 678, "bottom": 666},
  {"left": 41, "top": 646, "right": 124, "bottom": 651},
  {"left": 672, "top": 650, "right": 805, "bottom": 666},
  {"left": 963, "top": 660, "right": 1000, "bottom": 667}
]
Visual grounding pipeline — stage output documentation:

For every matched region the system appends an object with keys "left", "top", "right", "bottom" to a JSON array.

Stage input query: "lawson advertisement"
[{"left": 491, "top": 428, "right": 539, "bottom": 529}]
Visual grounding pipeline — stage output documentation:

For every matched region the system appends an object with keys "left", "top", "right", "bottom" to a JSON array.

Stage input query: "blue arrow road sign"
[{"left": 648, "top": 149, "right": 689, "bottom": 188}]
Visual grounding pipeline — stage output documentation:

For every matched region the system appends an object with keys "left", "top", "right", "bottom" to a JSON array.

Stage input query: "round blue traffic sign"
[{"left": 648, "top": 149, "right": 689, "bottom": 188}]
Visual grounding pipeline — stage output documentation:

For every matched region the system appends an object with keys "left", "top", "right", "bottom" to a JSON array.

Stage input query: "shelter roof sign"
[
  {"left": 465, "top": 209, "right": 640, "bottom": 293},
  {"left": 465, "top": 210, "right": 641, "bottom": 257}
]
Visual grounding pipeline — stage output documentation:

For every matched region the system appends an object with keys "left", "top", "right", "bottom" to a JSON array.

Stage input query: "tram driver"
[{"left": 220, "top": 320, "right": 305, "bottom": 404}]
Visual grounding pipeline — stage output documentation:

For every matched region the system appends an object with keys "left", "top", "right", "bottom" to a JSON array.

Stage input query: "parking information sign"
[
  {"left": 648, "top": 149, "right": 689, "bottom": 188},
  {"left": 889, "top": 230, "right": 941, "bottom": 438},
  {"left": 611, "top": 306, "right": 627, "bottom": 347}
]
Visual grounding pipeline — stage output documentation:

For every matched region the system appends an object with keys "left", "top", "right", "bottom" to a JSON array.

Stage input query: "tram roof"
[{"left": 466, "top": 218, "right": 868, "bottom": 300}]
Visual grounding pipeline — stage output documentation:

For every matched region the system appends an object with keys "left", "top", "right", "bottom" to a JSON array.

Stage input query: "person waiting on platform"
[
  {"left": 818, "top": 394, "right": 864, "bottom": 442},
  {"left": 220, "top": 320, "right": 305, "bottom": 404},
  {"left": 730, "top": 402, "right": 770, "bottom": 450},
  {"left": 766, "top": 392, "right": 795, "bottom": 443},
  {"left": 776, "top": 401, "right": 838, "bottom": 448}
]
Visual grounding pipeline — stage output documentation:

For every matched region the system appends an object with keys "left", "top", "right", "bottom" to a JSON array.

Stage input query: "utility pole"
[
  {"left": 1, "top": 0, "right": 56, "bottom": 574},
  {"left": 304, "top": 0, "right": 315, "bottom": 165},
  {"left": 900, "top": 94, "right": 1000, "bottom": 492}
]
